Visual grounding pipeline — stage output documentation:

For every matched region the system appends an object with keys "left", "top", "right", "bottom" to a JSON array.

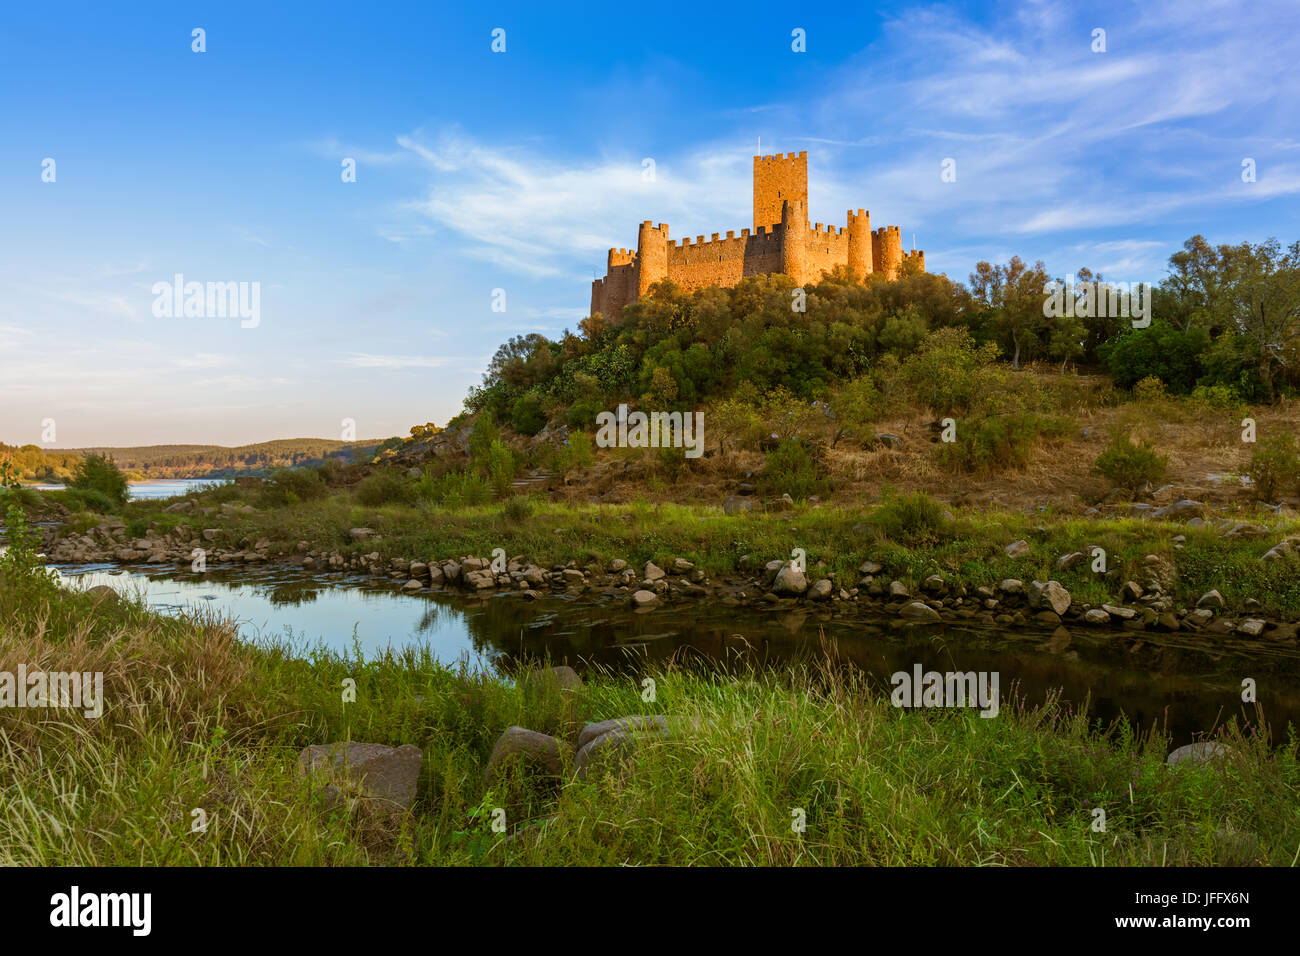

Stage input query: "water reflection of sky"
[
  {"left": 54, "top": 565, "right": 495, "bottom": 668},
  {"left": 30, "top": 479, "right": 222, "bottom": 500}
]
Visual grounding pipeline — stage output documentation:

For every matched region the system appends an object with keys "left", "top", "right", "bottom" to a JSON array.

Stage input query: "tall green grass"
[{"left": 0, "top": 557, "right": 1295, "bottom": 866}]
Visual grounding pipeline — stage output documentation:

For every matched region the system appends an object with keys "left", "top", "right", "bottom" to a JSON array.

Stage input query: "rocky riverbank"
[{"left": 39, "top": 509, "right": 1300, "bottom": 647}]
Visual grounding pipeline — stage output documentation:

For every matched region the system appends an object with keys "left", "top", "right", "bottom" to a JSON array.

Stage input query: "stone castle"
[{"left": 590, "top": 151, "right": 924, "bottom": 320}]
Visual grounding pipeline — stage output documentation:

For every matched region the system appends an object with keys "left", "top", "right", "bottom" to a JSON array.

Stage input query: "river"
[
  {"left": 29, "top": 479, "right": 224, "bottom": 500},
  {"left": 46, "top": 560, "right": 1300, "bottom": 748}
]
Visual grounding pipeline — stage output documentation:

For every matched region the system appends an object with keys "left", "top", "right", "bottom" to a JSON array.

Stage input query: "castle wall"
[
  {"left": 801, "top": 222, "right": 850, "bottom": 285},
  {"left": 665, "top": 227, "right": 784, "bottom": 292}
]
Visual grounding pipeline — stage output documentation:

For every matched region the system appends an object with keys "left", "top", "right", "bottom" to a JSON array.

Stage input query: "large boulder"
[
  {"left": 1030, "top": 580, "right": 1072, "bottom": 616},
  {"left": 771, "top": 564, "right": 808, "bottom": 596},
  {"left": 898, "top": 601, "right": 941, "bottom": 622},
  {"left": 574, "top": 727, "right": 669, "bottom": 781},
  {"left": 84, "top": 584, "right": 120, "bottom": 605},
  {"left": 1196, "top": 589, "right": 1224, "bottom": 609},
  {"left": 299, "top": 742, "right": 423, "bottom": 811},
  {"left": 577, "top": 715, "right": 669, "bottom": 751},
  {"left": 1166, "top": 741, "right": 1232, "bottom": 768},
  {"left": 483, "top": 727, "right": 572, "bottom": 785}
]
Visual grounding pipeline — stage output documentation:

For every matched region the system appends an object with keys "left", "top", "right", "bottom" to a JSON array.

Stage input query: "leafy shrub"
[
  {"left": 260, "top": 467, "right": 329, "bottom": 506},
  {"left": 1246, "top": 435, "right": 1299, "bottom": 502},
  {"left": 758, "top": 439, "right": 830, "bottom": 502},
  {"left": 502, "top": 495, "right": 533, "bottom": 522},
  {"left": 69, "top": 453, "right": 128, "bottom": 507},
  {"left": 830, "top": 377, "right": 885, "bottom": 446},
  {"left": 1188, "top": 384, "right": 1246, "bottom": 417},
  {"left": 938, "top": 413, "right": 1072, "bottom": 474},
  {"left": 1132, "top": 376, "right": 1167, "bottom": 403},
  {"left": 62, "top": 487, "right": 118, "bottom": 514},
  {"left": 510, "top": 394, "right": 547, "bottom": 436},
  {"left": 869, "top": 490, "right": 950, "bottom": 545},
  {"left": 1092, "top": 431, "right": 1168, "bottom": 490},
  {"left": 0, "top": 493, "right": 48, "bottom": 583},
  {"left": 355, "top": 469, "right": 416, "bottom": 507},
  {"left": 417, "top": 470, "right": 492, "bottom": 508},
  {"left": 897, "top": 327, "right": 1004, "bottom": 415},
  {"left": 468, "top": 415, "right": 501, "bottom": 464},
  {"left": 567, "top": 399, "right": 604, "bottom": 430},
  {"left": 556, "top": 432, "right": 594, "bottom": 475},
  {"left": 484, "top": 440, "right": 517, "bottom": 496}
]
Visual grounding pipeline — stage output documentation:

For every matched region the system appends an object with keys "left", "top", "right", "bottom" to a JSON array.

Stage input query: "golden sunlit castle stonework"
[{"left": 590, "top": 151, "right": 925, "bottom": 320}]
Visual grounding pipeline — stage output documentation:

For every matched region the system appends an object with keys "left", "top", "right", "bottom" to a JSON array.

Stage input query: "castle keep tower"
[
  {"left": 753, "top": 152, "right": 808, "bottom": 232},
  {"left": 588, "top": 153, "right": 922, "bottom": 320}
]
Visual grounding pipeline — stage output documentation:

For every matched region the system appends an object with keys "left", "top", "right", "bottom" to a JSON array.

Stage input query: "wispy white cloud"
[{"left": 341, "top": 353, "right": 453, "bottom": 369}]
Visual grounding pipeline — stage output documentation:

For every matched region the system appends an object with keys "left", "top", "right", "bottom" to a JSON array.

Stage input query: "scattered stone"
[
  {"left": 1083, "top": 608, "right": 1111, "bottom": 625},
  {"left": 808, "top": 579, "right": 833, "bottom": 601},
  {"left": 889, "top": 580, "right": 910, "bottom": 599},
  {"left": 921, "top": 574, "right": 945, "bottom": 593},
  {"left": 1101, "top": 604, "right": 1136, "bottom": 620},
  {"left": 671, "top": 558, "right": 695, "bottom": 574},
  {"left": 859, "top": 560, "right": 883, "bottom": 575},
  {"left": 1238, "top": 619, "right": 1266, "bottom": 637},
  {"left": 1004, "top": 540, "right": 1030, "bottom": 558},
  {"left": 1166, "top": 741, "right": 1232, "bottom": 768},
  {"left": 299, "top": 742, "right": 423, "bottom": 811},
  {"left": 631, "top": 589, "right": 659, "bottom": 607},
  {"left": 607, "top": 558, "right": 628, "bottom": 573},
  {"left": 1055, "top": 552, "right": 1085, "bottom": 571},
  {"left": 1184, "top": 608, "right": 1214, "bottom": 628},
  {"left": 1036, "top": 580, "right": 1072, "bottom": 615},
  {"left": 643, "top": 562, "right": 665, "bottom": 582},
  {"left": 1162, "top": 499, "right": 1206, "bottom": 519},
  {"left": 999, "top": 579, "right": 1024, "bottom": 595},
  {"left": 483, "top": 727, "right": 572, "bottom": 785},
  {"left": 577, "top": 715, "right": 668, "bottom": 751},
  {"left": 84, "top": 584, "right": 119, "bottom": 604},
  {"left": 772, "top": 564, "right": 808, "bottom": 596},
  {"left": 1262, "top": 541, "right": 1293, "bottom": 562},
  {"left": 1196, "top": 590, "right": 1224, "bottom": 609},
  {"left": 348, "top": 528, "right": 374, "bottom": 542},
  {"left": 898, "top": 601, "right": 941, "bottom": 622},
  {"left": 537, "top": 665, "right": 582, "bottom": 692},
  {"left": 464, "top": 569, "right": 496, "bottom": 589},
  {"left": 574, "top": 728, "right": 653, "bottom": 780}
]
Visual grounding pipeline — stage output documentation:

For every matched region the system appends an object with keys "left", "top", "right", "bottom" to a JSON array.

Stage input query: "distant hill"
[{"left": 3, "top": 438, "right": 393, "bottom": 480}]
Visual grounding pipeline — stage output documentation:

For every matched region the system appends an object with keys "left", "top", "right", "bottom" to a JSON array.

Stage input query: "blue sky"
[{"left": 2, "top": 0, "right": 1298, "bottom": 446}]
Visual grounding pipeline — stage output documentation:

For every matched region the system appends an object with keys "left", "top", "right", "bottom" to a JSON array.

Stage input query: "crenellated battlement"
[{"left": 588, "top": 153, "right": 923, "bottom": 319}]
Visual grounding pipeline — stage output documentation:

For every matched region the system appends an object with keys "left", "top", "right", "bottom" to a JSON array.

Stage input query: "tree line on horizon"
[{"left": 0, "top": 438, "right": 387, "bottom": 483}]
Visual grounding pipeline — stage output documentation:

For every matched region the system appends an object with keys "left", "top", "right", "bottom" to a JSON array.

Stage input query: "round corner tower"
[
  {"left": 846, "top": 208, "right": 872, "bottom": 281},
  {"left": 780, "top": 198, "right": 808, "bottom": 285}
]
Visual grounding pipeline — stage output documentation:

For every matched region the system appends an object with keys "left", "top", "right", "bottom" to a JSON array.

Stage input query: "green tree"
[{"left": 69, "top": 453, "right": 128, "bottom": 507}]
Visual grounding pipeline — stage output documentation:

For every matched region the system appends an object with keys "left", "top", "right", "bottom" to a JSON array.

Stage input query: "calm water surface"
[{"left": 49, "top": 561, "right": 1300, "bottom": 747}]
